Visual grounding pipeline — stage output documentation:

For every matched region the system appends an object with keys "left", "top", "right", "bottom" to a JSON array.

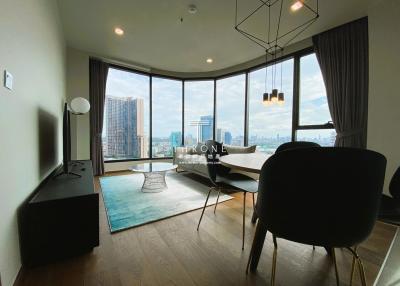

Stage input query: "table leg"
[{"left": 247, "top": 221, "right": 268, "bottom": 272}]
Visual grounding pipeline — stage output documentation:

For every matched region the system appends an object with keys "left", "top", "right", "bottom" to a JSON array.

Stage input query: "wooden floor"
[{"left": 16, "top": 171, "right": 397, "bottom": 286}]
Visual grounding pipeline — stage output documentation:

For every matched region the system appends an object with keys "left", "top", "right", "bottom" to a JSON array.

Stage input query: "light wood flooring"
[{"left": 16, "top": 171, "right": 398, "bottom": 286}]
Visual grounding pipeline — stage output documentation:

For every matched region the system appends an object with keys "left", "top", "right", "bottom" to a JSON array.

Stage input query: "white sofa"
[{"left": 173, "top": 143, "right": 257, "bottom": 178}]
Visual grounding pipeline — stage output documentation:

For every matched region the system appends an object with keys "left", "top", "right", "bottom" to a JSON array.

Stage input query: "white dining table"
[{"left": 219, "top": 152, "right": 271, "bottom": 174}]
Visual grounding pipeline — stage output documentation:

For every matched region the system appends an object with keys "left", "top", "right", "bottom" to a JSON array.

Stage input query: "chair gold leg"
[
  {"left": 197, "top": 187, "right": 213, "bottom": 231},
  {"left": 214, "top": 188, "right": 221, "bottom": 213},
  {"left": 242, "top": 192, "right": 247, "bottom": 250},
  {"left": 356, "top": 256, "right": 367, "bottom": 286},
  {"left": 271, "top": 235, "right": 278, "bottom": 286},
  {"left": 349, "top": 246, "right": 357, "bottom": 286},
  {"left": 246, "top": 221, "right": 256, "bottom": 274},
  {"left": 332, "top": 248, "right": 340, "bottom": 286},
  {"left": 347, "top": 246, "right": 366, "bottom": 286}
]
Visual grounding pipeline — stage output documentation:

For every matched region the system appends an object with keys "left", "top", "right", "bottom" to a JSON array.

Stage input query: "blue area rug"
[{"left": 100, "top": 173, "right": 233, "bottom": 233}]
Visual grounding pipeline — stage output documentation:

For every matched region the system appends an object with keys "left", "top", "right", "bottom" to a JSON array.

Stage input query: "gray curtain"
[
  {"left": 89, "top": 58, "right": 109, "bottom": 176},
  {"left": 312, "top": 17, "right": 368, "bottom": 148}
]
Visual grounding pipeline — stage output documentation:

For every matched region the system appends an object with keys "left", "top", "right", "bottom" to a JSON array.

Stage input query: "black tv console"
[{"left": 20, "top": 160, "right": 99, "bottom": 267}]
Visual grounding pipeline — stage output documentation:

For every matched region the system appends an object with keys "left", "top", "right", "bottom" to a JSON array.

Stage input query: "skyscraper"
[
  {"left": 169, "top": 131, "right": 182, "bottom": 150},
  {"left": 200, "top": 115, "right": 213, "bottom": 142},
  {"left": 189, "top": 115, "right": 213, "bottom": 143},
  {"left": 224, "top": 131, "right": 232, "bottom": 145},
  {"left": 216, "top": 128, "right": 232, "bottom": 144},
  {"left": 105, "top": 96, "right": 145, "bottom": 159}
]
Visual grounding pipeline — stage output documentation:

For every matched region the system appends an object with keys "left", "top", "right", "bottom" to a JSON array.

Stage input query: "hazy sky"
[{"left": 105, "top": 53, "right": 332, "bottom": 139}]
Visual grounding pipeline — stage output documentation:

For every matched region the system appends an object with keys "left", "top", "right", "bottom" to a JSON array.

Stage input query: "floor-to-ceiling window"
[
  {"left": 103, "top": 67, "right": 150, "bottom": 160},
  {"left": 152, "top": 77, "right": 183, "bottom": 157},
  {"left": 216, "top": 74, "right": 246, "bottom": 146},
  {"left": 184, "top": 80, "right": 214, "bottom": 145},
  {"left": 248, "top": 59, "right": 294, "bottom": 154},
  {"left": 102, "top": 50, "right": 333, "bottom": 162},
  {"left": 296, "top": 53, "right": 335, "bottom": 146}
]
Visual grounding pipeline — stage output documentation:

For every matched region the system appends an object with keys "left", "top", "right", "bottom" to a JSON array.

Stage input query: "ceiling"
[{"left": 58, "top": 0, "right": 367, "bottom": 73}]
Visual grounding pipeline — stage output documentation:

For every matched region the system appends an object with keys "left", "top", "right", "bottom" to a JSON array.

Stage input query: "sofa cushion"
[{"left": 224, "top": 145, "right": 257, "bottom": 154}]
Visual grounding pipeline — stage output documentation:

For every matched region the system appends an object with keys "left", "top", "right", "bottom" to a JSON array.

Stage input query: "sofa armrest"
[{"left": 173, "top": 147, "right": 193, "bottom": 165}]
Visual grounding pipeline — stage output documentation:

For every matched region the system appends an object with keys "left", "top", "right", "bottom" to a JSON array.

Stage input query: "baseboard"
[{"left": 11, "top": 264, "right": 22, "bottom": 286}]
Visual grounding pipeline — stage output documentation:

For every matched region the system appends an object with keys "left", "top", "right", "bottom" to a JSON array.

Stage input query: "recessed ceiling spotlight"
[
  {"left": 114, "top": 27, "right": 124, "bottom": 36},
  {"left": 206, "top": 58, "right": 213, "bottom": 63},
  {"left": 291, "top": 1, "right": 304, "bottom": 12},
  {"left": 188, "top": 4, "right": 197, "bottom": 14}
]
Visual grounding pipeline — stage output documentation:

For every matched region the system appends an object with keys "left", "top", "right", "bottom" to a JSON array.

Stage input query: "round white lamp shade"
[{"left": 70, "top": 97, "right": 90, "bottom": 114}]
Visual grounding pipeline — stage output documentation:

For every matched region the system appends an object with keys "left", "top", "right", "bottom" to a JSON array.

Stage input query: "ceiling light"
[
  {"left": 114, "top": 27, "right": 124, "bottom": 36},
  {"left": 188, "top": 4, "right": 198, "bottom": 14},
  {"left": 291, "top": 1, "right": 304, "bottom": 12},
  {"left": 206, "top": 58, "right": 213, "bottom": 63}
]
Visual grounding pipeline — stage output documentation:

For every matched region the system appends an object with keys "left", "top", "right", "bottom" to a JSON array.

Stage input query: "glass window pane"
[
  {"left": 152, "top": 77, "right": 182, "bottom": 157},
  {"left": 103, "top": 68, "right": 150, "bottom": 160},
  {"left": 296, "top": 129, "right": 336, "bottom": 146},
  {"left": 248, "top": 59, "right": 294, "bottom": 154},
  {"left": 299, "top": 53, "right": 332, "bottom": 125},
  {"left": 216, "top": 74, "right": 245, "bottom": 146},
  {"left": 184, "top": 81, "right": 214, "bottom": 145}
]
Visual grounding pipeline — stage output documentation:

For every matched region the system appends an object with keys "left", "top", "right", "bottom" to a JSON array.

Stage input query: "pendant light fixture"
[
  {"left": 262, "top": 52, "right": 271, "bottom": 106},
  {"left": 278, "top": 49, "right": 285, "bottom": 105},
  {"left": 235, "top": 0, "right": 319, "bottom": 106}
]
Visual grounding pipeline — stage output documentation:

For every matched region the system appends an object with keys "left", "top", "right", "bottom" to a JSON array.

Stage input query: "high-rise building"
[
  {"left": 224, "top": 131, "right": 232, "bottom": 145},
  {"left": 188, "top": 115, "right": 213, "bottom": 143},
  {"left": 216, "top": 128, "right": 232, "bottom": 144},
  {"left": 169, "top": 131, "right": 182, "bottom": 150},
  {"left": 200, "top": 115, "right": 213, "bottom": 142},
  {"left": 105, "top": 96, "right": 145, "bottom": 159}
]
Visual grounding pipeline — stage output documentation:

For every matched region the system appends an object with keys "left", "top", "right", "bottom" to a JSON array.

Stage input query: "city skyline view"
[{"left": 103, "top": 53, "right": 336, "bottom": 160}]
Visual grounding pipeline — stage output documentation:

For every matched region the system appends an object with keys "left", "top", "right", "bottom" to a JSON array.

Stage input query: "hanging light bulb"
[
  {"left": 270, "top": 89, "right": 278, "bottom": 103},
  {"left": 277, "top": 49, "right": 285, "bottom": 105},
  {"left": 278, "top": 92, "right": 285, "bottom": 105},
  {"left": 262, "top": 51, "right": 270, "bottom": 107},
  {"left": 263, "top": 92, "right": 271, "bottom": 106}
]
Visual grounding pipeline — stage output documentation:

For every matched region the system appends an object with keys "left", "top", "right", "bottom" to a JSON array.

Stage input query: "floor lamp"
[{"left": 70, "top": 97, "right": 91, "bottom": 167}]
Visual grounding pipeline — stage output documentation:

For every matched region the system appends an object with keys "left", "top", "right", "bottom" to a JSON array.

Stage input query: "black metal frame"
[
  {"left": 234, "top": 0, "right": 319, "bottom": 53},
  {"left": 104, "top": 46, "right": 334, "bottom": 163}
]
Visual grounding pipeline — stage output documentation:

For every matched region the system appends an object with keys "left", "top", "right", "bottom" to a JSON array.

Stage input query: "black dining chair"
[
  {"left": 246, "top": 147, "right": 386, "bottom": 286},
  {"left": 378, "top": 167, "right": 400, "bottom": 225},
  {"left": 275, "top": 141, "right": 321, "bottom": 153},
  {"left": 197, "top": 140, "right": 258, "bottom": 250},
  {"left": 251, "top": 141, "right": 321, "bottom": 224}
]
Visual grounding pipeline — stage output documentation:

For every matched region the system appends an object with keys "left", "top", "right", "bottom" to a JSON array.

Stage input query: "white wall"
[
  {"left": 0, "top": 0, "right": 65, "bottom": 285},
  {"left": 367, "top": 0, "right": 400, "bottom": 195}
]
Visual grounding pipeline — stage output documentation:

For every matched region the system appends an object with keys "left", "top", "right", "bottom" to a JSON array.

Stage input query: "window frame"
[
  {"left": 183, "top": 79, "right": 215, "bottom": 146},
  {"left": 102, "top": 46, "right": 334, "bottom": 163},
  {"left": 293, "top": 51, "right": 335, "bottom": 141},
  {"left": 151, "top": 75, "right": 183, "bottom": 158},
  {"left": 215, "top": 73, "right": 247, "bottom": 146}
]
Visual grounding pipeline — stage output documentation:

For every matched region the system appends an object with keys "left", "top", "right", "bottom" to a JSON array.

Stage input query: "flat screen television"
[
  {"left": 63, "top": 102, "right": 71, "bottom": 174},
  {"left": 55, "top": 103, "right": 80, "bottom": 178}
]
